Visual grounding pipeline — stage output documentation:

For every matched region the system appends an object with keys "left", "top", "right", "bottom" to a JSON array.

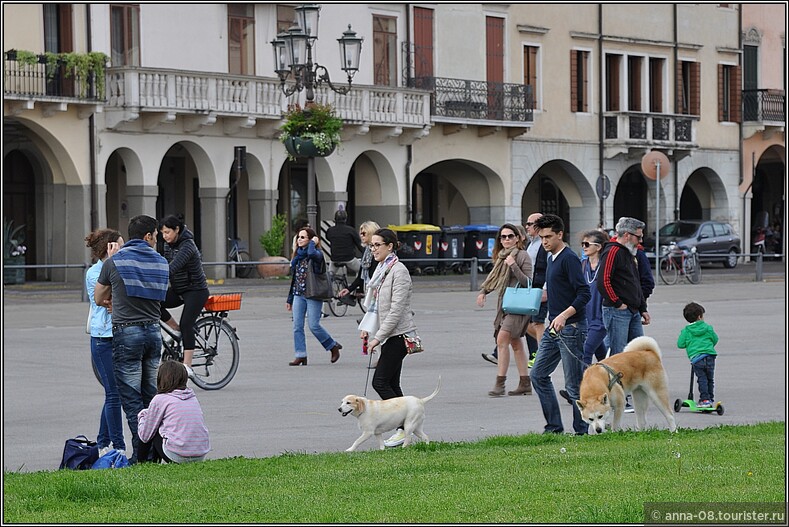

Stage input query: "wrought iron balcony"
[
  {"left": 743, "top": 89, "right": 785, "bottom": 124},
  {"left": 408, "top": 76, "right": 534, "bottom": 127},
  {"left": 3, "top": 52, "right": 102, "bottom": 107},
  {"left": 104, "top": 67, "right": 431, "bottom": 134},
  {"left": 603, "top": 111, "right": 697, "bottom": 154}
]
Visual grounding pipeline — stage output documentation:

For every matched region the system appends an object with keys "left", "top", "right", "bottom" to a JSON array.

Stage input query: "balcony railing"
[
  {"left": 743, "top": 89, "right": 785, "bottom": 123},
  {"left": 604, "top": 112, "right": 697, "bottom": 147},
  {"left": 105, "top": 67, "right": 431, "bottom": 128},
  {"left": 408, "top": 76, "right": 534, "bottom": 125},
  {"left": 3, "top": 55, "right": 101, "bottom": 101}
]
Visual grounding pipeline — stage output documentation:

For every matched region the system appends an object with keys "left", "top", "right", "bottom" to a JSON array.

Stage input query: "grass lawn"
[{"left": 3, "top": 422, "right": 785, "bottom": 523}]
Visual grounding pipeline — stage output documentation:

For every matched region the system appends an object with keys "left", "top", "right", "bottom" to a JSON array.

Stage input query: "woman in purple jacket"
[{"left": 137, "top": 360, "right": 210, "bottom": 463}]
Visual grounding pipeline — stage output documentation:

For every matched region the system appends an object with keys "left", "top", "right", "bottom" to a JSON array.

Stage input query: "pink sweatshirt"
[{"left": 137, "top": 388, "right": 210, "bottom": 458}]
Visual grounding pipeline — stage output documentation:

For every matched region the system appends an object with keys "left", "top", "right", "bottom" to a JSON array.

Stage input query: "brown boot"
[
  {"left": 508, "top": 375, "right": 532, "bottom": 396},
  {"left": 330, "top": 342, "right": 342, "bottom": 363},
  {"left": 488, "top": 375, "right": 507, "bottom": 397}
]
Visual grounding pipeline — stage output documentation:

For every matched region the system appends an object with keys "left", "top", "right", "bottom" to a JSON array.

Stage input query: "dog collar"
[{"left": 597, "top": 363, "right": 624, "bottom": 391}]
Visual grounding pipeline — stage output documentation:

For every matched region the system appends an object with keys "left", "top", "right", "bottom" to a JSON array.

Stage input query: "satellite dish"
[{"left": 641, "top": 151, "right": 670, "bottom": 180}]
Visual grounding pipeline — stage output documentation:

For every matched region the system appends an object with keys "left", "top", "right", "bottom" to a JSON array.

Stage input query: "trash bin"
[
  {"left": 439, "top": 225, "right": 466, "bottom": 274},
  {"left": 389, "top": 224, "right": 441, "bottom": 275},
  {"left": 463, "top": 224, "right": 500, "bottom": 273}
]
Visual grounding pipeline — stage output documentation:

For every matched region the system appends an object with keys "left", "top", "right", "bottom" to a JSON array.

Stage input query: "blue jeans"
[
  {"left": 531, "top": 321, "right": 589, "bottom": 435},
  {"left": 692, "top": 355, "right": 716, "bottom": 401},
  {"left": 112, "top": 322, "right": 161, "bottom": 462},
  {"left": 582, "top": 324, "right": 608, "bottom": 365},
  {"left": 91, "top": 336, "right": 126, "bottom": 450},
  {"left": 602, "top": 306, "right": 643, "bottom": 356},
  {"left": 292, "top": 295, "right": 337, "bottom": 358}
]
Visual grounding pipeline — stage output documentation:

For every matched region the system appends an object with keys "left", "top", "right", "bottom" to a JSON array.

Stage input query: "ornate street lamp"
[{"left": 271, "top": 5, "right": 363, "bottom": 228}]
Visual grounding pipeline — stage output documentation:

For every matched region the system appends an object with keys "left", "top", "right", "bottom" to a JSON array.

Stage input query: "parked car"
[{"left": 643, "top": 220, "right": 741, "bottom": 268}]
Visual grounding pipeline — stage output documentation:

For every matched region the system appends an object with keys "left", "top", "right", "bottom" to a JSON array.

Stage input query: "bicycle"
[
  {"left": 326, "top": 262, "right": 366, "bottom": 317},
  {"left": 228, "top": 238, "right": 254, "bottom": 278},
  {"left": 92, "top": 292, "right": 242, "bottom": 390},
  {"left": 658, "top": 243, "right": 701, "bottom": 285}
]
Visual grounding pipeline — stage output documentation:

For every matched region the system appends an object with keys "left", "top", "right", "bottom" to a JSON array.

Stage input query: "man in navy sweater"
[{"left": 530, "top": 214, "right": 590, "bottom": 435}]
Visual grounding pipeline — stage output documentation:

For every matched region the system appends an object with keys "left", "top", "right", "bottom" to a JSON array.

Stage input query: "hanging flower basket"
[
  {"left": 279, "top": 103, "right": 343, "bottom": 161},
  {"left": 283, "top": 136, "right": 337, "bottom": 158}
]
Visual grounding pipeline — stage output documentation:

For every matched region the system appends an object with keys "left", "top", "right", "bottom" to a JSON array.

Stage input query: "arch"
[{"left": 521, "top": 159, "right": 596, "bottom": 235}]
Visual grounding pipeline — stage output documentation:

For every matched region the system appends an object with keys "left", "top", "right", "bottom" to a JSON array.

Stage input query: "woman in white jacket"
[{"left": 360, "top": 228, "right": 417, "bottom": 447}]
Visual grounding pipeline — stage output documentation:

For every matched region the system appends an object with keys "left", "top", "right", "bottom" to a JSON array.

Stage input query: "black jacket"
[
  {"left": 532, "top": 244, "right": 548, "bottom": 290},
  {"left": 597, "top": 241, "right": 646, "bottom": 313},
  {"left": 163, "top": 228, "right": 208, "bottom": 293},
  {"left": 325, "top": 223, "right": 363, "bottom": 262}
]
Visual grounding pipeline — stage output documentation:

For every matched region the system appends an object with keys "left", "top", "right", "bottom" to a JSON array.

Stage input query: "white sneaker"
[
  {"left": 98, "top": 446, "right": 113, "bottom": 458},
  {"left": 384, "top": 429, "right": 406, "bottom": 447}
]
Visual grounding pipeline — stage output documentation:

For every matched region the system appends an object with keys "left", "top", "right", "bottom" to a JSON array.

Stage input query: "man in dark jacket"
[
  {"left": 324, "top": 209, "right": 363, "bottom": 276},
  {"left": 597, "top": 216, "right": 651, "bottom": 358}
]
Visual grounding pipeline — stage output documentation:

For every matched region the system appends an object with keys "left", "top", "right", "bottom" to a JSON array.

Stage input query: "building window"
[
  {"left": 110, "top": 4, "right": 140, "bottom": 67},
  {"left": 570, "top": 49, "right": 589, "bottom": 113},
  {"left": 628, "top": 56, "right": 643, "bottom": 111},
  {"left": 718, "top": 64, "right": 741, "bottom": 122},
  {"left": 412, "top": 7, "right": 434, "bottom": 80},
  {"left": 276, "top": 4, "right": 295, "bottom": 33},
  {"left": 677, "top": 60, "right": 700, "bottom": 115},
  {"left": 605, "top": 53, "right": 621, "bottom": 111},
  {"left": 228, "top": 4, "right": 254, "bottom": 75},
  {"left": 649, "top": 57, "right": 664, "bottom": 113},
  {"left": 523, "top": 45, "right": 539, "bottom": 109},
  {"left": 373, "top": 15, "right": 397, "bottom": 86}
]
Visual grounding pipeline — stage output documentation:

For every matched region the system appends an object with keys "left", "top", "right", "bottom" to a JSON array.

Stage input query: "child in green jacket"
[{"left": 677, "top": 302, "right": 719, "bottom": 407}]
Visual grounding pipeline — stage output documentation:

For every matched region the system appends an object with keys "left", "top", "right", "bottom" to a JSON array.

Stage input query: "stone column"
[
  {"left": 249, "top": 189, "right": 277, "bottom": 260},
  {"left": 199, "top": 187, "right": 227, "bottom": 280}
]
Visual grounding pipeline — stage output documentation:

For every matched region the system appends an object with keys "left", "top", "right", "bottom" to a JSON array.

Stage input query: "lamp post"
[{"left": 271, "top": 4, "right": 363, "bottom": 229}]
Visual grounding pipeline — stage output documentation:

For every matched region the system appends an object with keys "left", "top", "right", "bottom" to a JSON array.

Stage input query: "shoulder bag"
[
  {"left": 403, "top": 331, "right": 424, "bottom": 354},
  {"left": 59, "top": 435, "right": 100, "bottom": 470},
  {"left": 305, "top": 257, "right": 333, "bottom": 301},
  {"left": 501, "top": 278, "right": 542, "bottom": 316}
]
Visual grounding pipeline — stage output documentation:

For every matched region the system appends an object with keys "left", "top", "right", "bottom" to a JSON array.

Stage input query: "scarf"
[
  {"left": 479, "top": 246, "right": 518, "bottom": 296},
  {"left": 360, "top": 245, "right": 373, "bottom": 283},
  {"left": 363, "top": 252, "right": 398, "bottom": 315},
  {"left": 112, "top": 239, "right": 169, "bottom": 300},
  {"left": 290, "top": 245, "right": 309, "bottom": 270}
]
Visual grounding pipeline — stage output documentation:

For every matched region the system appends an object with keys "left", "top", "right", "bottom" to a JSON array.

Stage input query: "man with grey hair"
[{"left": 597, "top": 216, "right": 650, "bottom": 358}]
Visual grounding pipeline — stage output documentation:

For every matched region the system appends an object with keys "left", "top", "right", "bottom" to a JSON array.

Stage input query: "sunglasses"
[
  {"left": 370, "top": 242, "right": 389, "bottom": 248},
  {"left": 500, "top": 233, "right": 517, "bottom": 240},
  {"left": 581, "top": 241, "right": 601, "bottom": 248},
  {"left": 297, "top": 235, "right": 309, "bottom": 240}
]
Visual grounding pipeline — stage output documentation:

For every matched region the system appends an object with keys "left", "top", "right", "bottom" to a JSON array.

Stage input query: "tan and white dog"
[
  {"left": 338, "top": 377, "right": 441, "bottom": 451},
  {"left": 576, "top": 336, "right": 677, "bottom": 434}
]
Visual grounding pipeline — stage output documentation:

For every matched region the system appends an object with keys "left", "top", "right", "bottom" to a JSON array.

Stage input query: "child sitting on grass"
[
  {"left": 137, "top": 360, "right": 210, "bottom": 463},
  {"left": 677, "top": 302, "right": 719, "bottom": 408}
]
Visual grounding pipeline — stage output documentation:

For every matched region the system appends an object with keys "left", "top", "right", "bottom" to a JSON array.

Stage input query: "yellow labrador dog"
[
  {"left": 338, "top": 377, "right": 441, "bottom": 451},
  {"left": 576, "top": 336, "right": 677, "bottom": 434}
]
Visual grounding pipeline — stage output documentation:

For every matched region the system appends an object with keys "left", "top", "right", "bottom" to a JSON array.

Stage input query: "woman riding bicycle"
[{"left": 159, "top": 214, "right": 209, "bottom": 376}]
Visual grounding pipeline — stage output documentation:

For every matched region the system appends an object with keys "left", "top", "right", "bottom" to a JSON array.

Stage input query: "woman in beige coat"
[
  {"left": 360, "top": 228, "right": 417, "bottom": 447},
  {"left": 476, "top": 223, "right": 533, "bottom": 396}
]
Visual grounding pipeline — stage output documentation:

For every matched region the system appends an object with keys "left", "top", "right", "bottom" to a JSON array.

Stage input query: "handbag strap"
[{"left": 512, "top": 277, "right": 532, "bottom": 290}]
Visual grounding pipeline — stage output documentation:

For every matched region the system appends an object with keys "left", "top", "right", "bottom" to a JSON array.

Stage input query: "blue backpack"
[{"left": 91, "top": 449, "right": 130, "bottom": 469}]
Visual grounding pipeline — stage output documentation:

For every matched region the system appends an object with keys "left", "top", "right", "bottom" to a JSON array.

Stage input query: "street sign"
[{"left": 596, "top": 174, "right": 611, "bottom": 200}]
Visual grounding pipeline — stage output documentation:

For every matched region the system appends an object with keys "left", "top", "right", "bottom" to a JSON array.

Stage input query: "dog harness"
[{"left": 597, "top": 363, "right": 624, "bottom": 391}]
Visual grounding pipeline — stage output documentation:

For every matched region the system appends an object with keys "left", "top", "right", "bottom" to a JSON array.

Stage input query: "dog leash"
[
  {"left": 553, "top": 329, "right": 622, "bottom": 390},
  {"left": 363, "top": 338, "right": 374, "bottom": 397}
]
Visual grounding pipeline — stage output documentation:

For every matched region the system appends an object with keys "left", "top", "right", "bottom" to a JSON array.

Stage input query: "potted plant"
[
  {"left": 257, "top": 213, "right": 290, "bottom": 278},
  {"left": 279, "top": 102, "right": 343, "bottom": 160},
  {"left": 3, "top": 218, "right": 27, "bottom": 285}
]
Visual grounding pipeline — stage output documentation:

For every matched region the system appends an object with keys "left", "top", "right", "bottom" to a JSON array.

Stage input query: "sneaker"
[
  {"left": 384, "top": 429, "right": 406, "bottom": 447},
  {"left": 481, "top": 353, "right": 498, "bottom": 365},
  {"left": 698, "top": 399, "right": 712, "bottom": 408},
  {"left": 528, "top": 355, "right": 536, "bottom": 368},
  {"left": 98, "top": 445, "right": 113, "bottom": 458},
  {"left": 558, "top": 389, "right": 574, "bottom": 405}
]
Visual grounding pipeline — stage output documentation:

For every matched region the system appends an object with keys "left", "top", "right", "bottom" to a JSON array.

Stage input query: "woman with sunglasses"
[
  {"left": 361, "top": 228, "right": 418, "bottom": 447},
  {"left": 286, "top": 227, "right": 342, "bottom": 366},
  {"left": 579, "top": 229, "right": 610, "bottom": 364},
  {"left": 476, "top": 223, "right": 534, "bottom": 397},
  {"left": 339, "top": 220, "right": 381, "bottom": 303}
]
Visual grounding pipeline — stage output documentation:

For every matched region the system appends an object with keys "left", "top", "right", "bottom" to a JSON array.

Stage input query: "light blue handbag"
[{"left": 501, "top": 279, "right": 542, "bottom": 315}]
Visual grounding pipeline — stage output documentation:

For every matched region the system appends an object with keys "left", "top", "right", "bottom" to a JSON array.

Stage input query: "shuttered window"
[{"left": 570, "top": 50, "right": 589, "bottom": 112}]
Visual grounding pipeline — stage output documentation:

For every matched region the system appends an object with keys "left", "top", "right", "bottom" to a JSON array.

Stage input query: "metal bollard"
[
  {"left": 470, "top": 257, "right": 478, "bottom": 291},
  {"left": 756, "top": 251, "right": 763, "bottom": 282}
]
